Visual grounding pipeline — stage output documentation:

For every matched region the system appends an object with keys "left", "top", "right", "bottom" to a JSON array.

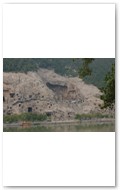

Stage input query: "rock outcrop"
[{"left": 3, "top": 69, "right": 103, "bottom": 120}]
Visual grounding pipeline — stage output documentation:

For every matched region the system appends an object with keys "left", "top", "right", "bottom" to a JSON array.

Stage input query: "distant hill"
[
  {"left": 83, "top": 58, "right": 115, "bottom": 88},
  {"left": 3, "top": 58, "right": 115, "bottom": 88}
]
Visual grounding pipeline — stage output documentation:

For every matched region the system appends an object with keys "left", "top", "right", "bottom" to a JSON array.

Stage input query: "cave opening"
[
  {"left": 28, "top": 107, "right": 32, "bottom": 112},
  {"left": 46, "top": 82, "right": 67, "bottom": 93},
  {"left": 10, "top": 93, "right": 15, "bottom": 98}
]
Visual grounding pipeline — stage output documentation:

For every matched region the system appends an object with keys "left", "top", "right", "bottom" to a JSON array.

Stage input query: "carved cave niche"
[{"left": 28, "top": 107, "right": 32, "bottom": 113}]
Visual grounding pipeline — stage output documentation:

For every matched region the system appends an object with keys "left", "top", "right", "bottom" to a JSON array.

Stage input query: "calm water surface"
[{"left": 3, "top": 123, "right": 115, "bottom": 132}]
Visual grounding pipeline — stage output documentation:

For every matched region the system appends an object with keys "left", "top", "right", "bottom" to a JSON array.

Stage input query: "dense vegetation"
[
  {"left": 3, "top": 113, "right": 47, "bottom": 123},
  {"left": 79, "top": 58, "right": 115, "bottom": 88},
  {"left": 78, "top": 58, "right": 95, "bottom": 77},
  {"left": 100, "top": 63, "right": 115, "bottom": 108},
  {"left": 79, "top": 59, "right": 115, "bottom": 108},
  {"left": 3, "top": 58, "right": 80, "bottom": 76},
  {"left": 3, "top": 58, "right": 114, "bottom": 88}
]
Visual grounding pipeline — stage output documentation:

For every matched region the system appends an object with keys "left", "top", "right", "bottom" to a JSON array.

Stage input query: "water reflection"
[{"left": 3, "top": 123, "right": 115, "bottom": 132}]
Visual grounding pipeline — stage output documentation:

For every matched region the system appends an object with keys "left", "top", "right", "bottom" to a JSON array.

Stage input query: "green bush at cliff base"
[{"left": 3, "top": 113, "right": 47, "bottom": 123}]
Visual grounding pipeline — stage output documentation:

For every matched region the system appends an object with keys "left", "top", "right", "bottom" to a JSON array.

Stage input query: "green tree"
[
  {"left": 100, "top": 63, "right": 115, "bottom": 108},
  {"left": 78, "top": 58, "right": 94, "bottom": 78},
  {"left": 78, "top": 59, "right": 115, "bottom": 108}
]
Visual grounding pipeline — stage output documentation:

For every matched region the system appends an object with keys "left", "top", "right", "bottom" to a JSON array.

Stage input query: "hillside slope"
[{"left": 3, "top": 58, "right": 115, "bottom": 88}]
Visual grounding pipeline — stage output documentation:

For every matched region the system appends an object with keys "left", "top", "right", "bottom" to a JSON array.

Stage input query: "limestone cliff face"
[{"left": 3, "top": 69, "right": 103, "bottom": 120}]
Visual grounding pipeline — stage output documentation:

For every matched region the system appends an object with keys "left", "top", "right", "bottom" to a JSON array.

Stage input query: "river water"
[{"left": 3, "top": 123, "right": 115, "bottom": 132}]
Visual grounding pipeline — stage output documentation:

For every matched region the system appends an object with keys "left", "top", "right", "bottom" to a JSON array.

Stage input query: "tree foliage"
[
  {"left": 78, "top": 59, "right": 115, "bottom": 108},
  {"left": 78, "top": 58, "right": 94, "bottom": 78},
  {"left": 100, "top": 63, "right": 115, "bottom": 108}
]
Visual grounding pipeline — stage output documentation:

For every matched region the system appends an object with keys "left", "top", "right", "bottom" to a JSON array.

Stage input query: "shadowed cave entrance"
[
  {"left": 46, "top": 82, "right": 67, "bottom": 99},
  {"left": 46, "top": 82, "right": 67, "bottom": 92},
  {"left": 28, "top": 107, "right": 32, "bottom": 113}
]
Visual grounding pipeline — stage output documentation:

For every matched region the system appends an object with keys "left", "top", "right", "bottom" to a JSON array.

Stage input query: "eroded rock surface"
[{"left": 3, "top": 69, "right": 103, "bottom": 120}]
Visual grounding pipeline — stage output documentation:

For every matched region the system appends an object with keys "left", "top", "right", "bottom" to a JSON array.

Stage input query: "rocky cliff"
[{"left": 3, "top": 69, "right": 103, "bottom": 120}]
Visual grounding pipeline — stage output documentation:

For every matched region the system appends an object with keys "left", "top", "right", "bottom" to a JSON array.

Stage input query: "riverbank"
[{"left": 3, "top": 118, "right": 115, "bottom": 132}]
